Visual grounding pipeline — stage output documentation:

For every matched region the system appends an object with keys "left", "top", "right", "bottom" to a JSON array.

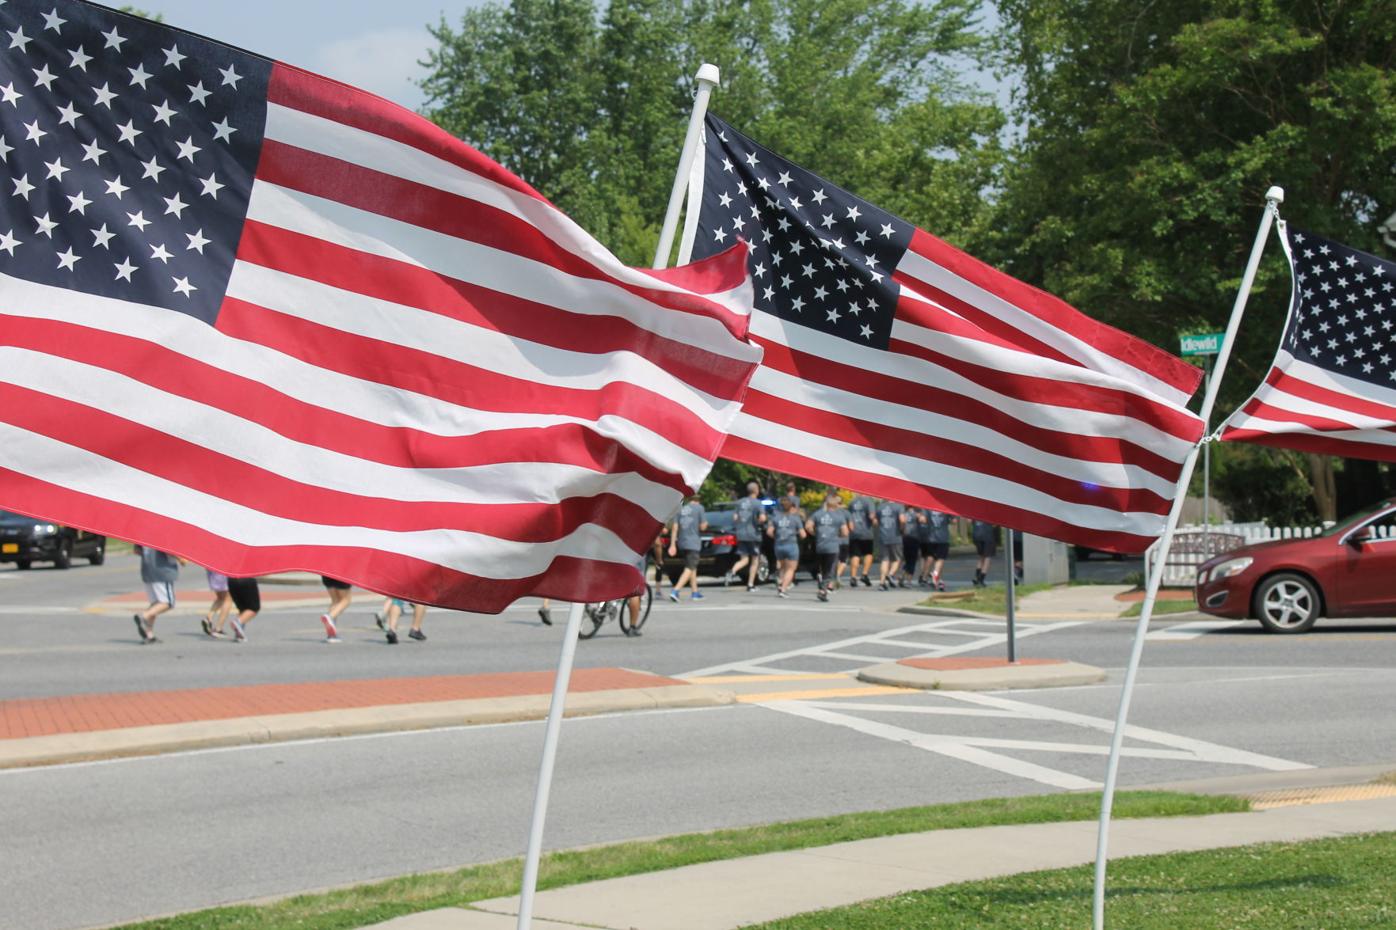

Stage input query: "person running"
[
  {"left": 900, "top": 507, "right": 924, "bottom": 588},
  {"left": 319, "top": 577, "right": 350, "bottom": 643},
  {"left": 807, "top": 494, "right": 850, "bottom": 602},
  {"left": 922, "top": 509, "right": 951, "bottom": 590},
  {"left": 767, "top": 496, "right": 805, "bottom": 597},
  {"left": 873, "top": 499, "right": 906, "bottom": 590},
  {"left": 726, "top": 482, "right": 766, "bottom": 591},
  {"left": 201, "top": 569, "right": 231, "bottom": 638},
  {"left": 971, "top": 520, "right": 999, "bottom": 587},
  {"left": 846, "top": 494, "right": 876, "bottom": 587},
  {"left": 667, "top": 494, "right": 707, "bottom": 601},
  {"left": 383, "top": 598, "right": 426, "bottom": 644},
  {"left": 225, "top": 575, "right": 261, "bottom": 642},
  {"left": 133, "top": 544, "right": 185, "bottom": 644}
]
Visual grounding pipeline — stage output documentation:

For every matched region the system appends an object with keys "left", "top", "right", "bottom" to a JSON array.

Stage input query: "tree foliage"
[{"left": 987, "top": 0, "right": 1396, "bottom": 518}]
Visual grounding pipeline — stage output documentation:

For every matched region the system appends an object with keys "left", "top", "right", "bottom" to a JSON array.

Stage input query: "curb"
[
  {"left": 0, "top": 684, "right": 734, "bottom": 769},
  {"left": 896, "top": 605, "right": 1003, "bottom": 620},
  {"left": 857, "top": 660, "right": 1106, "bottom": 691}
]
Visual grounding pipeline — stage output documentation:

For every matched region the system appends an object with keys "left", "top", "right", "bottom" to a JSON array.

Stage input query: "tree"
[{"left": 988, "top": 0, "right": 1396, "bottom": 521}]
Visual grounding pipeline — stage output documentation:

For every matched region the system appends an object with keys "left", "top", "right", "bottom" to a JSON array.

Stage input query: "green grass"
[
  {"left": 109, "top": 792, "right": 1244, "bottom": 930},
  {"left": 919, "top": 582, "right": 1053, "bottom": 616},
  {"left": 1121, "top": 598, "right": 1200, "bottom": 618},
  {"left": 745, "top": 832, "right": 1396, "bottom": 929}
]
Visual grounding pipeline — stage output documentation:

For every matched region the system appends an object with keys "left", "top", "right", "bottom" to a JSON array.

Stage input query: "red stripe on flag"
[
  {"left": 718, "top": 434, "right": 1157, "bottom": 553},
  {"left": 1263, "top": 367, "right": 1396, "bottom": 423},
  {"left": 0, "top": 468, "right": 640, "bottom": 613}
]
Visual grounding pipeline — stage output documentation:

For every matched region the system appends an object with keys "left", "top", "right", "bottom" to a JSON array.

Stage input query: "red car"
[{"left": 1196, "top": 500, "right": 1396, "bottom": 633}]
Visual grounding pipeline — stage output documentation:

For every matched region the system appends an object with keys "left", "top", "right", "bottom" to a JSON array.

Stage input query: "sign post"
[{"left": 1179, "top": 332, "right": 1225, "bottom": 558}]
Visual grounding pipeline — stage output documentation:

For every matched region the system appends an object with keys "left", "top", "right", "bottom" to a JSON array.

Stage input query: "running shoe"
[
  {"left": 132, "top": 613, "right": 149, "bottom": 642},
  {"left": 374, "top": 612, "right": 386, "bottom": 630},
  {"left": 746, "top": 585, "right": 756, "bottom": 593},
  {"left": 200, "top": 617, "right": 212, "bottom": 636},
  {"left": 230, "top": 616, "right": 246, "bottom": 642},
  {"left": 878, "top": 581, "right": 889, "bottom": 591},
  {"left": 319, "top": 613, "right": 339, "bottom": 640},
  {"left": 777, "top": 589, "right": 789, "bottom": 599},
  {"left": 861, "top": 576, "right": 872, "bottom": 587},
  {"left": 386, "top": 629, "right": 398, "bottom": 645},
  {"left": 669, "top": 591, "right": 680, "bottom": 603},
  {"left": 325, "top": 633, "right": 342, "bottom": 644},
  {"left": 537, "top": 606, "right": 552, "bottom": 626},
  {"left": 211, "top": 629, "right": 227, "bottom": 639},
  {"left": 817, "top": 589, "right": 829, "bottom": 602},
  {"left": 691, "top": 591, "right": 704, "bottom": 600},
  {"left": 408, "top": 629, "right": 426, "bottom": 641}
]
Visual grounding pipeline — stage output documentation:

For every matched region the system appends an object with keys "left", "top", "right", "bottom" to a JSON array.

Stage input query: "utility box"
[{"left": 1021, "top": 533, "right": 1070, "bottom": 585}]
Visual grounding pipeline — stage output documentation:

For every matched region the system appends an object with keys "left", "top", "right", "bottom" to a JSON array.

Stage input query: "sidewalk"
[
  {"left": 0, "top": 669, "right": 733, "bottom": 768},
  {"left": 364, "top": 794, "right": 1396, "bottom": 930}
]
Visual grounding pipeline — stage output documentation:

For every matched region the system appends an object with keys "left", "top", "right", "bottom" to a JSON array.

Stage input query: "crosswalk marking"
[{"left": 1146, "top": 619, "right": 1249, "bottom": 641}]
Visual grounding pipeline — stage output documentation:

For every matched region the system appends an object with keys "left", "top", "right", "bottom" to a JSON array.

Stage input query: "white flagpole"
[
  {"left": 516, "top": 600, "right": 586, "bottom": 930},
  {"left": 1091, "top": 186, "right": 1284, "bottom": 930},
  {"left": 651, "top": 63, "right": 721, "bottom": 269}
]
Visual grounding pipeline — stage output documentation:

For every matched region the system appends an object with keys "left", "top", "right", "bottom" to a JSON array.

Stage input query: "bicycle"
[{"left": 579, "top": 583, "right": 653, "bottom": 639}]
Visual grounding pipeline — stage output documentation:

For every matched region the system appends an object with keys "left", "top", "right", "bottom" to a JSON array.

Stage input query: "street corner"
[{"left": 856, "top": 656, "right": 1107, "bottom": 692}]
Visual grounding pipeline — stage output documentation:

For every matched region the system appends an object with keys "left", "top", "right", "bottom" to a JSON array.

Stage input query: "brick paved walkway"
[{"left": 0, "top": 669, "right": 682, "bottom": 740}]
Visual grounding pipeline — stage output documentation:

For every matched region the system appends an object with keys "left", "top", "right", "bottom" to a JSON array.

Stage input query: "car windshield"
[
  {"left": 1320, "top": 500, "right": 1395, "bottom": 537},
  {"left": 0, "top": 510, "right": 35, "bottom": 526}
]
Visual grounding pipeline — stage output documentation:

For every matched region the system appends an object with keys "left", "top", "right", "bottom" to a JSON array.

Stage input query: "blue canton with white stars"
[
  {"left": 0, "top": 0, "right": 269, "bottom": 325},
  {"left": 1286, "top": 227, "right": 1396, "bottom": 387},
  {"left": 691, "top": 115, "right": 914, "bottom": 350}
]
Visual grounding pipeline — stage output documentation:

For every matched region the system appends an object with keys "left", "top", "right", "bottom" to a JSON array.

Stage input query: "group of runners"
[{"left": 130, "top": 544, "right": 427, "bottom": 645}]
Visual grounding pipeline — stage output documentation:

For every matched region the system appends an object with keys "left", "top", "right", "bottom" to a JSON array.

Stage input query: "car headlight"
[
  {"left": 1209, "top": 556, "right": 1253, "bottom": 581},
  {"left": 32, "top": 523, "right": 57, "bottom": 536}
]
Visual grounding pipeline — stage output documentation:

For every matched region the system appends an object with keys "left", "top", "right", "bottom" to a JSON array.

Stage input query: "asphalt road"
[{"left": 2, "top": 552, "right": 1395, "bottom": 930}]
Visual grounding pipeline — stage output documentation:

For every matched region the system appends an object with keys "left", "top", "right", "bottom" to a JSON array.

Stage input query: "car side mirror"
[{"left": 1348, "top": 526, "right": 1374, "bottom": 545}]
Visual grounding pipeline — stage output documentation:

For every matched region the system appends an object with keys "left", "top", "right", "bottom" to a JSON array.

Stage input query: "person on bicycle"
[
  {"left": 727, "top": 481, "right": 766, "bottom": 591},
  {"left": 767, "top": 495, "right": 806, "bottom": 598},
  {"left": 807, "top": 493, "right": 850, "bottom": 602}
]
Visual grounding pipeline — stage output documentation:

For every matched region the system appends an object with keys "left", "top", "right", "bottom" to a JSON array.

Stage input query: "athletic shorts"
[
  {"left": 817, "top": 551, "right": 838, "bottom": 580},
  {"left": 205, "top": 570, "right": 228, "bottom": 593},
  {"left": 924, "top": 542, "right": 949, "bottom": 560},
  {"left": 681, "top": 548, "right": 700, "bottom": 570},
  {"left": 735, "top": 539, "right": 760, "bottom": 557},
  {"left": 390, "top": 597, "right": 415, "bottom": 610},
  {"left": 903, "top": 538, "right": 921, "bottom": 564},
  {"left": 882, "top": 542, "right": 904, "bottom": 563},
  {"left": 849, "top": 538, "right": 873, "bottom": 558},
  {"left": 144, "top": 580, "right": 175, "bottom": 606},
  {"left": 975, "top": 539, "right": 998, "bottom": 558},
  {"left": 774, "top": 543, "right": 799, "bottom": 562},
  {"left": 321, "top": 576, "right": 351, "bottom": 590},
  {"left": 838, "top": 542, "right": 849, "bottom": 560},
  {"left": 227, "top": 576, "right": 261, "bottom": 613}
]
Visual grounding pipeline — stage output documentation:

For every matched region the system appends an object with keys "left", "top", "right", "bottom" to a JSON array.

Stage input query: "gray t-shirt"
[
  {"left": 810, "top": 508, "right": 845, "bottom": 554},
  {"left": 903, "top": 508, "right": 923, "bottom": 541},
  {"left": 770, "top": 511, "right": 802, "bottom": 545},
  {"left": 733, "top": 497, "right": 763, "bottom": 542},
  {"left": 139, "top": 546, "right": 180, "bottom": 583},
  {"left": 847, "top": 497, "right": 875, "bottom": 540},
  {"left": 875, "top": 501, "right": 905, "bottom": 544},
  {"left": 924, "top": 510, "right": 951, "bottom": 544},
  {"left": 676, "top": 502, "right": 705, "bottom": 551},
  {"left": 972, "top": 520, "right": 998, "bottom": 544}
]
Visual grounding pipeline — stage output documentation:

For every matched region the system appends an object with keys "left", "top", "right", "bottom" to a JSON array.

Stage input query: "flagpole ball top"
[
  {"left": 1266, "top": 185, "right": 1285, "bottom": 203},
  {"left": 696, "top": 63, "right": 721, "bottom": 87}
]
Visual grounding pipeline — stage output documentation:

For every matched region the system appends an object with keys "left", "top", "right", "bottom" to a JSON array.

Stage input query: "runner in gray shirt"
[
  {"left": 727, "top": 482, "right": 767, "bottom": 592},
  {"left": 873, "top": 500, "right": 906, "bottom": 590},
  {"left": 134, "top": 545, "right": 184, "bottom": 643},
  {"left": 806, "top": 494, "right": 850, "bottom": 602},
  {"left": 767, "top": 496, "right": 806, "bottom": 597},
  {"left": 921, "top": 510, "right": 952, "bottom": 590},
  {"left": 668, "top": 495, "right": 707, "bottom": 601},
  {"left": 846, "top": 496, "right": 876, "bottom": 586}
]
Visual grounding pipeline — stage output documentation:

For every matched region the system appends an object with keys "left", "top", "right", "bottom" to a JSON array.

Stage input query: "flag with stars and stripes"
[
  {"left": 1219, "top": 224, "right": 1396, "bottom": 461},
  {"left": 686, "top": 115, "right": 1206, "bottom": 552},
  {"left": 0, "top": 0, "right": 761, "bottom": 612}
]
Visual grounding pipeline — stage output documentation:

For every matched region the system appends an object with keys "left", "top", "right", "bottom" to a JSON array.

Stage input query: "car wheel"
[
  {"left": 1254, "top": 573, "right": 1321, "bottom": 634},
  {"left": 89, "top": 542, "right": 106, "bottom": 566},
  {"left": 53, "top": 541, "right": 72, "bottom": 570}
]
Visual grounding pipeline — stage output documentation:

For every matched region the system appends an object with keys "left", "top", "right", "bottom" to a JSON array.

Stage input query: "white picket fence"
[{"left": 1145, "top": 522, "right": 1334, "bottom": 588}]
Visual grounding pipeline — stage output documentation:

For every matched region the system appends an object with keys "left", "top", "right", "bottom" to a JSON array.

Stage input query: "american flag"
[
  {"left": 1219, "top": 224, "right": 1396, "bottom": 461},
  {"left": 0, "top": 0, "right": 760, "bottom": 612},
  {"left": 688, "top": 116, "right": 1205, "bottom": 552}
]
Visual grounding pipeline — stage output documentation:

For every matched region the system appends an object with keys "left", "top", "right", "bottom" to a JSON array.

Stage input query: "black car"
[{"left": 0, "top": 511, "right": 106, "bottom": 569}]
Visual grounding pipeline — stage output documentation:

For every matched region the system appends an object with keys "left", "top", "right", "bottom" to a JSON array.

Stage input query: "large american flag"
[
  {"left": 0, "top": 0, "right": 760, "bottom": 612},
  {"left": 1220, "top": 224, "right": 1396, "bottom": 461},
  {"left": 688, "top": 116, "right": 1205, "bottom": 552}
]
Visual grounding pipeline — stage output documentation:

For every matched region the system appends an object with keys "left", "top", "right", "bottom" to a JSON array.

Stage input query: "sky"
[{"left": 129, "top": 0, "right": 488, "bottom": 111}]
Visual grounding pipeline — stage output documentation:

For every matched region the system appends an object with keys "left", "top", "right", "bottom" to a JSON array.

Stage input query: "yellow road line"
[
  {"left": 735, "top": 685, "right": 911, "bottom": 703},
  {"left": 685, "top": 673, "right": 851, "bottom": 684}
]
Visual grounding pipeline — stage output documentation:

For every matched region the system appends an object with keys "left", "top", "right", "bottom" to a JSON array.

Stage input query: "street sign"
[{"left": 1179, "top": 331, "right": 1225, "bottom": 356}]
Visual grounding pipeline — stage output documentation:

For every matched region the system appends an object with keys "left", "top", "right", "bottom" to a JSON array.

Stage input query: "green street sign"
[{"left": 1179, "top": 331, "right": 1225, "bottom": 357}]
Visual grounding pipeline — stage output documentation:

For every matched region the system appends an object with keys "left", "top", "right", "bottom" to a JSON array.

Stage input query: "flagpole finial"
[
  {"left": 1266, "top": 186, "right": 1285, "bottom": 204},
  {"left": 696, "top": 62, "right": 720, "bottom": 88}
]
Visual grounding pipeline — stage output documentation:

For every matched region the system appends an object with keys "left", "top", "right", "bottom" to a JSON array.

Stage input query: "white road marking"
[
  {"left": 1146, "top": 619, "right": 1249, "bottom": 640},
  {"left": 682, "top": 618, "right": 1083, "bottom": 678}
]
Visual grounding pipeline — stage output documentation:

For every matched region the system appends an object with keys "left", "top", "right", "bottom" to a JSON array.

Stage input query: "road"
[{"left": 2, "top": 552, "right": 1395, "bottom": 930}]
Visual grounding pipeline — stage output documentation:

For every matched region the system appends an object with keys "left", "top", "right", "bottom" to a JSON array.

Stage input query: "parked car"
[
  {"left": 0, "top": 511, "right": 107, "bottom": 570},
  {"left": 1195, "top": 500, "right": 1396, "bottom": 633}
]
